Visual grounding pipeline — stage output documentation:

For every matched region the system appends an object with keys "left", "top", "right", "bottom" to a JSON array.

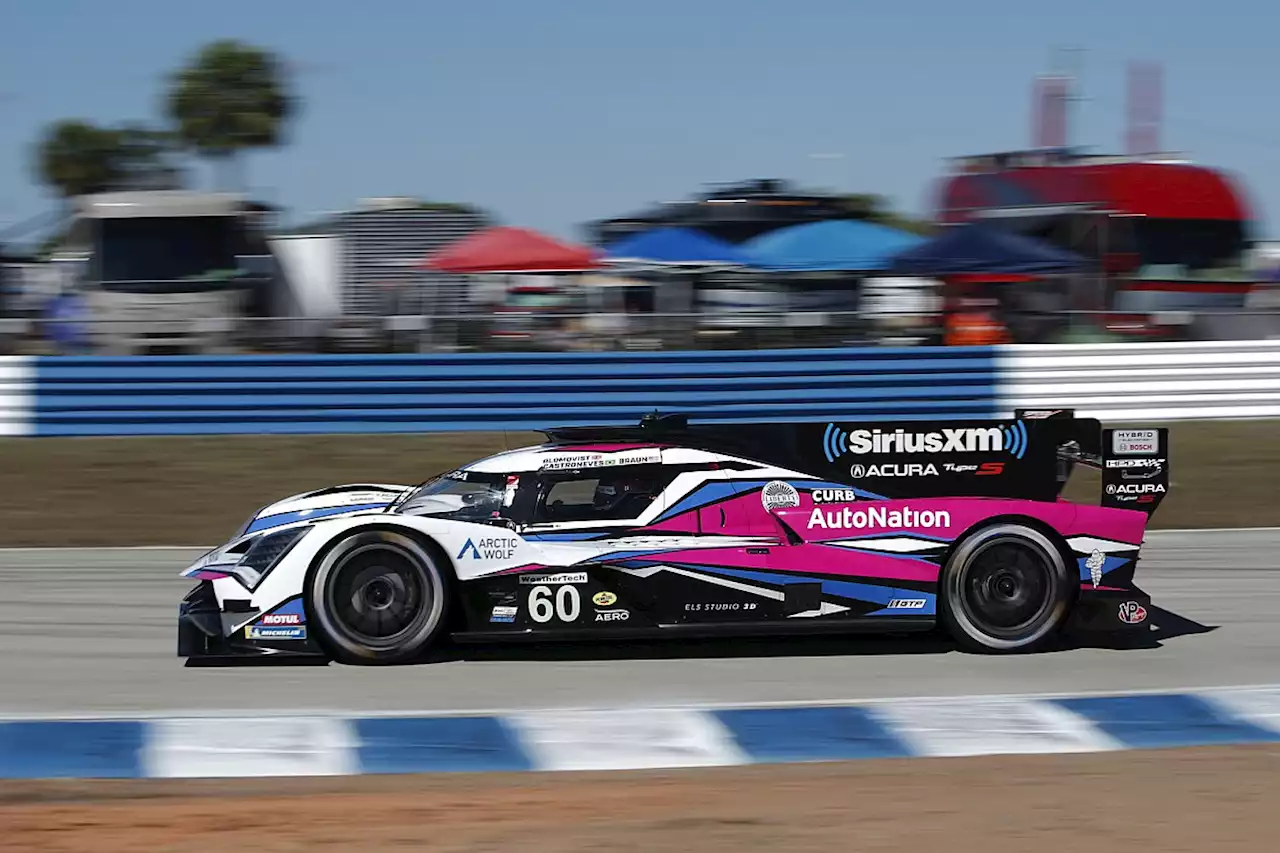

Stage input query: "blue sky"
[{"left": 2, "top": 0, "right": 1278, "bottom": 242}]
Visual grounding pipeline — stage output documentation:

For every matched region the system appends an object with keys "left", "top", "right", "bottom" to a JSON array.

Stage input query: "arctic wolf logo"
[
  {"left": 823, "top": 422, "right": 1028, "bottom": 462},
  {"left": 457, "top": 537, "right": 519, "bottom": 561}
]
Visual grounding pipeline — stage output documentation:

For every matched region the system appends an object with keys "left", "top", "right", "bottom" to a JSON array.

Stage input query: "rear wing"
[
  {"left": 544, "top": 410, "right": 1169, "bottom": 514},
  {"left": 1015, "top": 408, "right": 1169, "bottom": 516}
]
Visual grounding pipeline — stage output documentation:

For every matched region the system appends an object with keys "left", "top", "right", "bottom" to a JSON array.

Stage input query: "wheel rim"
[
  {"left": 323, "top": 542, "right": 431, "bottom": 649},
  {"left": 957, "top": 536, "right": 1054, "bottom": 640}
]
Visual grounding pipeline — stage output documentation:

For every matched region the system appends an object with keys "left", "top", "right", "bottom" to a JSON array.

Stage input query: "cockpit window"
[
  {"left": 398, "top": 471, "right": 508, "bottom": 522},
  {"left": 533, "top": 468, "right": 669, "bottom": 523}
]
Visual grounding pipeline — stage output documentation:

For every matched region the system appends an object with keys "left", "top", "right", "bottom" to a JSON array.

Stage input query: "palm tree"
[
  {"left": 33, "top": 120, "right": 126, "bottom": 199},
  {"left": 33, "top": 120, "right": 187, "bottom": 201},
  {"left": 166, "top": 39, "right": 295, "bottom": 190}
]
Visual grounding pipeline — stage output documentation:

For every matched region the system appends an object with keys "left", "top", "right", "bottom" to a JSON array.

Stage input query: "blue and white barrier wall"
[
  {"left": 2, "top": 688, "right": 1280, "bottom": 779},
  {"left": 4, "top": 340, "right": 1280, "bottom": 437},
  {"left": 0, "top": 356, "right": 33, "bottom": 437},
  {"left": 24, "top": 346, "right": 1002, "bottom": 436}
]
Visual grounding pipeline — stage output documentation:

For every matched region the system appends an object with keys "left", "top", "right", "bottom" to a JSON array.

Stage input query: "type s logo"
[{"left": 823, "top": 422, "right": 1028, "bottom": 462}]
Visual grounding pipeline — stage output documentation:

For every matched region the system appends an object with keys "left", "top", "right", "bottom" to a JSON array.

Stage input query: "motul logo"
[{"left": 260, "top": 613, "right": 301, "bottom": 625}]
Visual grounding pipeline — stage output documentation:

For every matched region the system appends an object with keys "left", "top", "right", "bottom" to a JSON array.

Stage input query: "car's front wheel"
[
  {"left": 939, "top": 523, "right": 1072, "bottom": 653},
  {"left": 308, "top": 529, "right": 449, "bottom": 664}
]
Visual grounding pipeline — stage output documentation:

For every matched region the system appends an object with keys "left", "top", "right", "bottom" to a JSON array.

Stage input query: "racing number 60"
[{"left": 528, "top": 585, "right": 580, "bottom": 623}]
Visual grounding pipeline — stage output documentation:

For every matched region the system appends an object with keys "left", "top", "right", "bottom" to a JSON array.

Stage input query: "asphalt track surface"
[{"left": 1, "top": 530, "right": 1277, "bottom": 716}]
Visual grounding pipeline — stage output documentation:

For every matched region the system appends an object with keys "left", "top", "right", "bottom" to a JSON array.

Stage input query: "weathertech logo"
[{"left": 823, "top": 422, "right": 1028, "bottom": 461}]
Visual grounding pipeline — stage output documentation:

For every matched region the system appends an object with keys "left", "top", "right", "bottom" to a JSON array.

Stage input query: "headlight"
[
  {"left": 190, "top": 526, "right": 309, "bottom": 590},
  {"left": 239, "top": 527, "right": 309, "bottom": 575}
]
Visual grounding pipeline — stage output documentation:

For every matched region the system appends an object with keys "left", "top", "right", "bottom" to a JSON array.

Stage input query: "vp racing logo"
[{"left": 822, "top": 421, "right": 1029, "bottom": 462}]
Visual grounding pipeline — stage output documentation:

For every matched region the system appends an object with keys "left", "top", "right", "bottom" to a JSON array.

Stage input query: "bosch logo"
[{"left": 823, "top": 422, "right": 1028, "bottom": 461}]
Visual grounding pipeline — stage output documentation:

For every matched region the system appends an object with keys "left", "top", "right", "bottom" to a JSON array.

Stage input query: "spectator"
[{"left": 45, "top": 287, "right": 90, "bottom": 354}]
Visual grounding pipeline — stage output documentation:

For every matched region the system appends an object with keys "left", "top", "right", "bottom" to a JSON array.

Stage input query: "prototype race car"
[{"left": 178, "top": 409, "right": 1168, "bottom": 664}]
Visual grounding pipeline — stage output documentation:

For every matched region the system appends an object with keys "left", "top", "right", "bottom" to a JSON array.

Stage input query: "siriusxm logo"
[{"left": 822, "top": 422, "right": 1028, "bottom": 462}]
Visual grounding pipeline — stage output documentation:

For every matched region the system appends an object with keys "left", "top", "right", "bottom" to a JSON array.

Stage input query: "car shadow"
[
  {"left": 1062, "top": 605, "right": 1218, "bottom": 652},
  {"left": 421, "top": 605, "right": 1217, "bottom": 664},
  {"left": 184, "top": 605, "right": 1217, "bottom": 667}
]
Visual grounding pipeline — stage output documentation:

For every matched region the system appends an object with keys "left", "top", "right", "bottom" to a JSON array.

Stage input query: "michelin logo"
[{"left": 823, "top": 422, "right": 1028, "bottom": 461}]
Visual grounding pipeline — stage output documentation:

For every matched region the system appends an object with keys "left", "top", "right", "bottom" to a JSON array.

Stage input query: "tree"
[
  {"left": 33, "top": 120, "right": 126, "bottom": 199},
  {"left": 33, "top": 120, "right": 185, "bottom": 200},
  {"left": 166, "top": 39, "right": 295, "bottom": 189},
  {"left": 837, "top": 193, "right": 935, "bottom": 236}
]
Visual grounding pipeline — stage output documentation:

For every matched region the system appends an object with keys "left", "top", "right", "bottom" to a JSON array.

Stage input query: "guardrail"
[
  {"left": 27, "top": 347, "right": 1001, "bottom": 436},
  {"left": 998, "top": 340, "right": 1280, "bottom": 421},
  {"left": 0, "top": 356, "right": 33, "bottom": 437},
  {"left": 4, "top": 340, "right": 1277, "bottom": 438}
]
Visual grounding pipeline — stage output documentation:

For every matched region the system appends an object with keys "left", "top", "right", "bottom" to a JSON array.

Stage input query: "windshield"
[{"left": 397, "top": 471, "right": 509, "bottom": 522}]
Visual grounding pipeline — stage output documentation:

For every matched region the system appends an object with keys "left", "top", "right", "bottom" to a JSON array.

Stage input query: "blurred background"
[{"left": 3, "top": 0, "right": 1280, "bottom": 358}]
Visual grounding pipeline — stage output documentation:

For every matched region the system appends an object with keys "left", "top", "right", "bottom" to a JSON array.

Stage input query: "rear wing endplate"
[{"left": 1016, "top": 408, "right": 1169, "bottom": 516}]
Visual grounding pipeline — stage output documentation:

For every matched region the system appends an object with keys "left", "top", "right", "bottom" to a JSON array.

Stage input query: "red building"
[{"left": 934, "top": 148, "right": 1257, "bottom": 311}]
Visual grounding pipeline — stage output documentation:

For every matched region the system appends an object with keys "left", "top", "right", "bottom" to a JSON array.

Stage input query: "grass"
[{"left": 0, "top": 420, "right": 1274, "bottom": 546}]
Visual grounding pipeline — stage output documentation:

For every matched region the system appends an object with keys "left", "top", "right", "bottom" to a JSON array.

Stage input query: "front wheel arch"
[{"left": 304, "top": 525, "right": 456, "bottom": 665}]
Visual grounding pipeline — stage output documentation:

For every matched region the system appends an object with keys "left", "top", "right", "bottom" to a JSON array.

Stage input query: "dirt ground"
[
  {"left": 2, "top": 746, "right": 1277, "bottom": 852},
  {"left": 0, "top": 419, "right": 1275, "bottom": 546}
]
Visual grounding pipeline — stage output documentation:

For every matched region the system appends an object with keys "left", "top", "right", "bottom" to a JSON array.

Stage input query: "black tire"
[
  {"left": 939, "top": 523, "right": 1072, "bottom": 653},
  {"left": 308, "top": 529, "right": 449, "bottom": 665}
]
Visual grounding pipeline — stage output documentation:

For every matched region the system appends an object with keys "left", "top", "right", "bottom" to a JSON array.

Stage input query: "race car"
[{"left": 177, "top": 409, "right": 1168, "bottom": 664}]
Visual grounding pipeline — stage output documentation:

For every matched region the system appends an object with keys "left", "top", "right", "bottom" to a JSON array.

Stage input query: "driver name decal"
[{"left": 540, "top": 448, "right": 662, "bottom": 471}]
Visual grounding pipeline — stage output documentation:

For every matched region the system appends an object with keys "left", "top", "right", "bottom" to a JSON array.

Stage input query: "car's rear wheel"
[
  {"left": 939, "top": 523, "right": 1071, "bottom": 653},
  {"left": 308, "top": 529, "right": 448, "bottom": 664}
]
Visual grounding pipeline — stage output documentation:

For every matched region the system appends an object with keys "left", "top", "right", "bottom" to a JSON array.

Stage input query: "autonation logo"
[
  {"left": 807, "top": 505, "right": 952, "bottom": 530},
  {"left": 822, "top": 422, "right": 1028, "bottom": 462}
]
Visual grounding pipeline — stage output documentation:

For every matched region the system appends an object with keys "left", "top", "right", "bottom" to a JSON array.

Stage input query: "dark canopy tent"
[
  {"left": 888, "top": 224, "right": 1089, "bottom": 276},
  {"left": 603, "top": 227, "right": 751, "bottom": 267}
]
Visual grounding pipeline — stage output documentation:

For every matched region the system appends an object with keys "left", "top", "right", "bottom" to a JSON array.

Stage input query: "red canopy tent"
[{"left": 422, "top": 226, "right": 599, "bottom": 273}]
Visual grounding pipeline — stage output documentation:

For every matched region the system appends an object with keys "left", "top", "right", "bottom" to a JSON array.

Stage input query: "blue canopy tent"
[
  {"left": 603, "top": 227, "right": 752, "bottom": 267},
  {"left": 741, "top": 220, "right": 926, "bottom": 272},
  {"left": 888, "top": 223, "right": 1089, "bottom": 276}
]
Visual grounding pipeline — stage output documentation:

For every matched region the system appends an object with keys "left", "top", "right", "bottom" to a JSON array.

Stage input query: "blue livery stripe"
[
  {"left": 246, "top": 503, "right": 390, "bottom": 534},
  {"left": 683, "top": 565, "right": 933, "bottom": 608}
]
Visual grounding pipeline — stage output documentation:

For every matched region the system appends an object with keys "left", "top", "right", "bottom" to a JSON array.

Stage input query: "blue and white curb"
[{"left": 3, "top": 687, "right": 1279, "bottom": 780}]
